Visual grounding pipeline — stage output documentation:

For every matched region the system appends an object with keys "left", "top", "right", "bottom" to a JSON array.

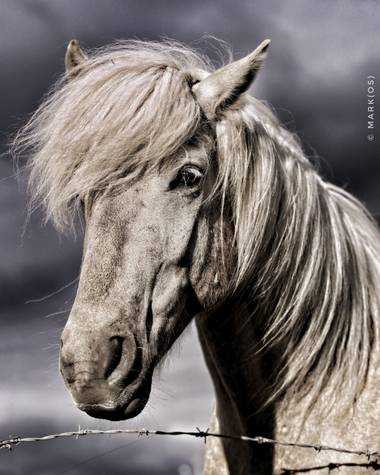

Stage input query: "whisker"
[
  {"left": 44, "top": 309, "right": 70, "bottom": 319},
  {"left": 25, "top": 277, "right": 79, "bottom": 304}
]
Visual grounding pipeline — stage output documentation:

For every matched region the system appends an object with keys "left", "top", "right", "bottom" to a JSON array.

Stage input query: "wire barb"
[{"left": 195, "top": 427, "right": 209, "bottom": 444}]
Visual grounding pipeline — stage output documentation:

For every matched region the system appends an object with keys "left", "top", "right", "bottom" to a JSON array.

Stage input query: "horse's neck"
[
  {"left": 197, "top": 304, "right": 380, "bottom": 474},
  {"left": 196, "top": 304, "right": 275, "bottom": 474},
  {"left": 197, "top": 301, "right": 276, "bottom": 413}
]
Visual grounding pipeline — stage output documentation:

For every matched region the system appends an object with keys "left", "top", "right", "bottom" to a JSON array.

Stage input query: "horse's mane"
[
  {"left": 221, "top": 100, "right": 380, "bottom": 407},
  {"left": 14, "top": 39, "right": 380, "bottom": 407}
]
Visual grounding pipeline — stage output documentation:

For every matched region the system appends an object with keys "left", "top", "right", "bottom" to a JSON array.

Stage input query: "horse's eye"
[{"left": 170, "top": 166, "right": 204, "bottom": 190}]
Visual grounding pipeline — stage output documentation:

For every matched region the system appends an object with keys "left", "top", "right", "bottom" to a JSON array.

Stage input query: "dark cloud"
[{"left": 1, "top": 1, "right": 379, "bottom": 473}]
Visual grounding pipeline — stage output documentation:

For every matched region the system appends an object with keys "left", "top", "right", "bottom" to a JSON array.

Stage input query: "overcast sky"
[{"left": 1, "top": 1, "right": 379, "bottom": 474}]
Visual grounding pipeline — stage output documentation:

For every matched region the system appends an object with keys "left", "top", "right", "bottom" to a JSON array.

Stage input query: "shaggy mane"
[
  {"left": 220, "top": 100, "right": 380, "bottom": 407},
  {"left": 14, "top": 39, "right": 380, "bottom": 407}
]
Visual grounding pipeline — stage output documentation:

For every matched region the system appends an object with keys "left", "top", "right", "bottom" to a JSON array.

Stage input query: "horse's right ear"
[
  {"left": 193, "top": 39, "right": 270, "bottom": 120},
  {"left": 65, "top": 39, "right": 87, "bottom": 78}
]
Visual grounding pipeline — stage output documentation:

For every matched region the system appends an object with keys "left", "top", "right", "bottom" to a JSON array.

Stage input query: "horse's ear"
[
  {"left": 65, "top": 39, "right": 87, "bottom": 78},
  {"left": 193, "top": 39, "right": 271, "bottom": 119}
]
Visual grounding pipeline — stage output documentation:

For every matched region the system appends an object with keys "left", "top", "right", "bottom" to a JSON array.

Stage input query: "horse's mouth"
[{"left": 77, "top": 374, "right": 152, "bottom": 420}]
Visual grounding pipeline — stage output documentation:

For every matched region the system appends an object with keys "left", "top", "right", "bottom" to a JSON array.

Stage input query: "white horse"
[{"left": 15, "top": 38, "right": 380, "bottom": 474}]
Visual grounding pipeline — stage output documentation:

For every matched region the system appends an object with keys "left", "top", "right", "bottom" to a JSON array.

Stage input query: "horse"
[{"left": 14, "top": 37, "right": 380, "bottom": 474}]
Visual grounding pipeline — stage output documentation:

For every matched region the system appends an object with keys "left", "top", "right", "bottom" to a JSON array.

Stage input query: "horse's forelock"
[{"left": 14, "top": 40, "right": 213, "bottom": 230}]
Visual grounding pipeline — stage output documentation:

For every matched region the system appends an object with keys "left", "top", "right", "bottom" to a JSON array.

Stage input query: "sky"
[{"left": 0, "top": 1, "right": 379, "bottom": 474}]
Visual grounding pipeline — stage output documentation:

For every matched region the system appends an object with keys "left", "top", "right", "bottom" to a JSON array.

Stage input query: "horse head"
[{"left": 59, "top": 38, "right": 269, "bottom": 420}]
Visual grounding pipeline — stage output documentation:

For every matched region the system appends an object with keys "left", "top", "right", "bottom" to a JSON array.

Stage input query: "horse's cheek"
[{"left": 189, "top": 219, "right": 229, "bottom": 311}]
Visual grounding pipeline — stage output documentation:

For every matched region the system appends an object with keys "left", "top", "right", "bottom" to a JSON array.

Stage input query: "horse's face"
[
  {"left": 60, "top": 138, "right": 227, "bottom": 420},
  {"left": 59, "top": 37, "right": 269, "bottom": 421}
]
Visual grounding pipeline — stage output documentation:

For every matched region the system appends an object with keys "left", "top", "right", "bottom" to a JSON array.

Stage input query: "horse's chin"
[
  {"left": 77, "top": 397, "right": 148, "bottom": 420},
  {"left": 77, "top": 376, "right": 152, "bottom": 421}
]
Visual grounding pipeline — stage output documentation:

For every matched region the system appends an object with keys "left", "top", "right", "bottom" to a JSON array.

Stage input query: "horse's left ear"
[
  {"left": 65, "top": 39, "right": 88, "bottom": 78},
  {"left": 193, "top": 39, "right": 271, "bottom": 120}
]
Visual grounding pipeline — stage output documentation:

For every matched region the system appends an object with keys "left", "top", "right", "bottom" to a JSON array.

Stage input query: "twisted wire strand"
[{"left": 1, "top": 426, "right": 379, "bottom": 462}]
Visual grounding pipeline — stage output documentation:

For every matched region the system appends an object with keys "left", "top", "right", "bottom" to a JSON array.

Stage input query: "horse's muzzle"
[{"left": 60, "top": 329, "right": 150, "bottom": 420}]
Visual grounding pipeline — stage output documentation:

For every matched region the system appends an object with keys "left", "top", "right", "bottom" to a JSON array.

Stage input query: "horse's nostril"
[{"left": 105, "top": 336, "right": 124, "bottom": 379}]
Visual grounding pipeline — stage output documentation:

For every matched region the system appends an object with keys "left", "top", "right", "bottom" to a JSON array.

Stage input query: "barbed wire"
[
  {"left": 1, "top": 426, "right": 380, "bottom": 465},
  {"left": 279, "top": 462, "right": 380, "bottom": 474}
]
